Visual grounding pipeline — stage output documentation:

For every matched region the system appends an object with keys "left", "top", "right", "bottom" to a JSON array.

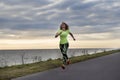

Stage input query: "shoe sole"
[{"left": 61, "top": 66, "right": 65, "bottom": 69}]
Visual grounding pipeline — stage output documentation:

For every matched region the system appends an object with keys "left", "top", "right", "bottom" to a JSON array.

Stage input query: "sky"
[{"left": 0, "top": 0, "right": 120, "bottom": 49}]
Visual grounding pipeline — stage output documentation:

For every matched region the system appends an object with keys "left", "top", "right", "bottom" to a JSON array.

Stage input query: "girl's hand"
[
  {"left": 55, "top": 31, "right": 62, "bottom": 38},
  {"left": 55, "top": 35, "right": 58, "bottom": 38},
  {"left": 73, "top": 38, "right": 76, "bottom": 41}
]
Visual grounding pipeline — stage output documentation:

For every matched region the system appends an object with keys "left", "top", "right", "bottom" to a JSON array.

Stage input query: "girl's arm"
[
  {"left": 55, "top": 31, "right": 62, "bottom": 38},
  {"left": 69, "top": 32, "right": 76, "bottom": 41}
]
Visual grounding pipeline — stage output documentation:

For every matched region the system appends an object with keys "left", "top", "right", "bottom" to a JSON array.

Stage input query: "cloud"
[
  {"left": 0, "top": 0, "right": 120, "bottom": 40},
  {"left": 0, "top": 29, "right": 56, "bottom": 39}
]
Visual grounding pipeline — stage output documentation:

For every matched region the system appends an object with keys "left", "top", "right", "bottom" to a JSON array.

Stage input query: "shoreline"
[{"left": 0, "top": 48, "right": 116, "bottom": 51}]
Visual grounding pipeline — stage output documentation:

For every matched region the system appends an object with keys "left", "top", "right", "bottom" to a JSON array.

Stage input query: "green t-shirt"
[{"left": 57, "top": 29, "right": 70, "bottom": 44}]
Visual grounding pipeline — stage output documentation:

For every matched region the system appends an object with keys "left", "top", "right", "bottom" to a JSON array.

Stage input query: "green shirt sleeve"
[
  {"left": 57, "top": 30, "right": 62, "bottom": 34},
  {"left": 67, "top": 30, "right": 70, "bottom": 33}
]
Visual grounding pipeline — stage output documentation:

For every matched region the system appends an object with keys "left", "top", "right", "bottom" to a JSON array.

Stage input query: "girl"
[{"left": 55, "top": 22, "right": 76, "bottom": 69}]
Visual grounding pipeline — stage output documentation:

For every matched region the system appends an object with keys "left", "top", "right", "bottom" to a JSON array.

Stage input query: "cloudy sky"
[{"left": 0, "top": 0, "right": 120, "bottom": 49}]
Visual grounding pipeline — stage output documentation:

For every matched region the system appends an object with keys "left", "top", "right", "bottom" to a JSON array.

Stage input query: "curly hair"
[{"left": 60, "top": 22, "right": 69, "bottom": 30}]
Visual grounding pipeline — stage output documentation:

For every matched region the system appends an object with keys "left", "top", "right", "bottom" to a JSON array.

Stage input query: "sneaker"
[
  {"left": 67, "top": 60, "right": 70, "bottom": 65},
  {"left": 61, "top": 65, "right": 65, "bottom": 70}
]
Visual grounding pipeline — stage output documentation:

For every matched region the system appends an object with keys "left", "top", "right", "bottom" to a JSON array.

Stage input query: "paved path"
[{"left": 12, "top": 52, "right": 120, "bottom": 80}]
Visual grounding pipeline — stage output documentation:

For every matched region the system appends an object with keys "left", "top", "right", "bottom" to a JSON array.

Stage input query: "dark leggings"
[{"left": 59, "top": 43, "right": 69, "bottom": 65}]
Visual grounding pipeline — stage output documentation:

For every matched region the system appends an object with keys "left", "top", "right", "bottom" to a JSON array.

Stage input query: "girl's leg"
[
  {"left": 60, "top": 44, "right": 66, "bottom": 65},
  {"left": 60, "top": 43, "right": 69, "bottom": 65},
  {"left": 63, "top": 43, "right": 69, "bottom": 61},
  {"left": 64, "top": 43, "right": 70, "bottom": 65}
]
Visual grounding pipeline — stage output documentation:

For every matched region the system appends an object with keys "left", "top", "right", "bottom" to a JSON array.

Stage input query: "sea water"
[{"left": 0, "top": 48, "right": 115, "bottom": 67}]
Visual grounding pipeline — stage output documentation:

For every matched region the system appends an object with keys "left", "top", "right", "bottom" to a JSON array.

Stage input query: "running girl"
[{"left": 55, "top": 22, "right": 76, "bottom": 69}]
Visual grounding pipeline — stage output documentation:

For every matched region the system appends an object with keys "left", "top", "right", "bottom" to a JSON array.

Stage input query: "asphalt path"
[{"left": 12, "top": 52, "right": 120, "bottom": 80}]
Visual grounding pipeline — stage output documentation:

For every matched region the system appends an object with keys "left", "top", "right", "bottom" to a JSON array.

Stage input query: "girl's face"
[{"left": 61, "top": 23, "right": 66, "bottom": 31}]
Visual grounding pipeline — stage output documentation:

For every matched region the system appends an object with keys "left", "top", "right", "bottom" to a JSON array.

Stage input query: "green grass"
[{"left": 0, "top": 49, "right": 120, "bottom": 80}]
